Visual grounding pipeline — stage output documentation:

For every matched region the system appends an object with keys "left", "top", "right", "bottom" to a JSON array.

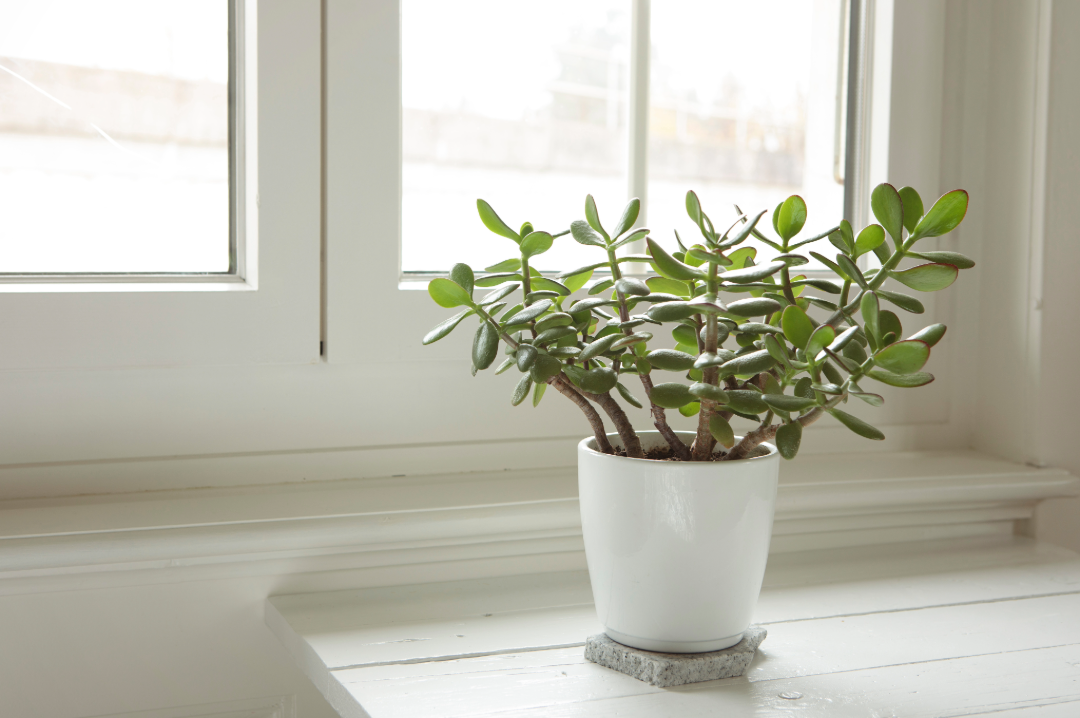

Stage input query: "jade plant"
[{"left": 422, "top": 184, "right": 970, "bottom": 461}]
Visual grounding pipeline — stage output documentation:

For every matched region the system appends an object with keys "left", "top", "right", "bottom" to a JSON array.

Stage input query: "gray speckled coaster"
[{"left": 584, "top": 625, "right": 767, "bottom": 687}]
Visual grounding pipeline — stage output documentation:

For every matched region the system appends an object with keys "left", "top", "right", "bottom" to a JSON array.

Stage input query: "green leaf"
[
  {"left": 511, "top": 374, "right": 532, "bottom": 406},
  {"left": 867, "top": 367, "right": 935, "bottom": 387},
  {"left": 503, "top": 299, "right": 554, "bottom": 326},
  {"left": 782, "top": 305, "right": 815, "bottom": 350},
  {"left": 570, "top": 220, "right": 607, "bottom": 248},
  {"left": 646, "top": 302, "right": 700, "bottom": 322},
  {"left": 671, "top": 324, "right": 698, "bottom": 345},
  {"left": 854, "top": 224, "right": 886, "bottom": 258},
  {"left": 532, "top": 381, "right": 547, "bottom": 407},
  {"left": 871, "top": 183, "right": 904, "bottom": 247},
  {"left": 647, "top": 276, "right": 691, "bottom": 297},
  {"left": 530, "top": 276, "right": 571, "bottom": 295},
  {"left": 689, "top": 382, "right": 729, "bottom": 402},
  {"left": 775, "top": 421, "right": 802, "bottom": 460},
  {"left": 792, "top": 278, "right": 842, "bottom": 294},
  {"left": 616, "top": 381, "right": 643, "bottom": 408},
  {"left": 568, "top": 297, "right": 617, "bottom": 313},
  {"left": 879, "top": 310, "right": 902, "bottom": 345},
  {"left": 495, "top": 357, "right": 515, "bottom": 375},
  {"left": 794, "top": 377, "right": 815, "bottom": 399},
  {"left": 763, "top": 394, "right": 816, "bottom": 412},
  {"left": 719, "top": 350, "right": 776, "bottom": 377},
  {"left": 479, "top": 284, "right": 519, "bottom": 307},
  {"left": 485, "top": 258, "right": 521, "bottom": 272},
  {"left": 876, "top": 289, "right": 925, "bottom": 314},
  {"left": 726, "top": 390, "right": 768, "bottom": 415},
  {"left": 898, "top": 187, "right": 924, "bottom": 232},
  {"left": 589, "top": 278, "right": 615, "bottom": 296},
  {"left": 806, "top": 324, "right": 836, "bottom": 360},
  {"left": 472, "top": 321, "right": 499, "bottom": 370},
  {"left": 821, "top": 358, "right": 844, "bottom": 384},
  {"left": 562, "top": 269, "right": 593, "bottom": 295},
  {"left": 721, "top": 261, "right": 786, "bottom": 283},
  {"left": 557, "top": 261, "right": 607, "bottom": 279},
  {"left": 516, "top": 344, "right": 537, "bottom": 371},
  {"left": 910, "top": 323, "right": 947, "bottom": 347},
  {"left": 475, "top": 272, "right": 523, "bottom": 287},
  {"left": 828, "top": 409, "right": 885, "bottom": 440},
  {"left": 520, "top": 231, "right": 554, "bottom": 259},
  {"left": 679, "top": 402, "right": 701, "bottom": 417},
  {"left": 610, "top": 228, "right": 650, "bottom": 251},
  {"left": 649, "top": 382, "right": 694, "bottom": 409},
  {"left": 615, "top": 277, "right": 650, "bottom": 296},
  {"left": 694, "top": 350, "right": 735, "bottom": 369},
  {"left": 584, "top": 194, "right": 608, "bottom": 240},
  {"left": 737, "top": 322, "right": 782, "bottom": 335},
  {"left": 646, "top": 349, "right": 696, "bottom": 371},
  {"left": 610, "top": 331, "right": 652, "bottom": 350},
  {"left": 910, "top": 250, "right": 975, "bottom": 269},
  {"left": 837, "top": 254, "right": 867, "bottom": 289},
  {"left": 727, "top": 297, "right": 783, "bottom": 318},
  {"left": 776, "top": 195, "right": 808, "bottom": 241},
  {"left": 428, "top": 278, "right": 473, "bottom": 308},
  {"left": 449, "top": 263, "right": 475, "bottom": 297},
  {"left": 647, "top": 238, "right": 706, "bottom": 281},
  {"left": 874, "top": 339, "right": 930, "bottom": 374},
  {"left": 727, "top": 247, "right": 758, "bottom": 270},
  {"left": 477, "top": 199, "right": 520, "bottom": 242},
  {"left": 535, "top": 312, "right": 573, "bottom": 332},
  {"left": 891, "top": 263, "right": 959, "bottom": 292},
  {"left": 530, "top": 354, "right": 564, "bottom": 383},
  {"left": 579, "top": 334, "right": 620, "bottom": 362},
  {"left": 709, "top": 414, "right": 735, "bottom": 448},
  {"left": 861, "top": 291, "right": 881, "bottom": 349},
  {"left": 423, "top": 309, "right": 474, "bottom": 345},
  {"left": 612, "top": 198, "right": 640, "bottom": 239},
  {"left": 775, "top": 253, "right": 809, "bottom": 267},
  {"left": 685, "top": 190, "right": 703, "bottom": 227},
  {"left": 850, "top": 387, "right": 884, "bottom": 406},
  {"left": 910, "top": 189, "right": 968, "bottom": 242},
  {"left": 534, "top": 325, "right": 577, "bottom": 346},
  {"left": 827, "top": 325, "right": 859, "bottom": 354}
]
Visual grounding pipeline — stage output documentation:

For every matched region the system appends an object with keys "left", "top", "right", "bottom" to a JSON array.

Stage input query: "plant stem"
[
  {"left": 722, "top": 406, "right": 826, "bottom": 461},
  {"left": 551, "top": 375, "right": 613, "bottom": 454},
  {"left": 779, "top": 266, "right": 798, "bottom": 305},
  {"left": 691, "top": 262, "right": 721, "bottom": 460},
  {"left": 607, "top": 248, "right": 681, "bottom": 458},
  {"left": 581, "top": 386, "right": 645, "bottom": 458}
]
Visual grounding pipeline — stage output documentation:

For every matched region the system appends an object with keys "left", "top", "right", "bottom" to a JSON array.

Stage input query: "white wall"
[{"left": 1033, "top": 0, "right": 1080, "bottom": 552}]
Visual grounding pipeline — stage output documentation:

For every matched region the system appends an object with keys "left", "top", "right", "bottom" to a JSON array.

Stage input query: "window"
[
  {"left": 0, "top": 1, "right": 234, "bottom": 275},
  {"left": 401, "top": 0, "right": 848, "bottom": 273}
]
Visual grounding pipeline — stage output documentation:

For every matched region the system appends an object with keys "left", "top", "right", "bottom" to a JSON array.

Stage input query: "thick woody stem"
[
  {"left": 551, "top": 375, "right": 613, "bottom": 454},
  {"left": 638, "top": 373, "right": 692, "bottom": 461},
  {"left": 722, "top": 407, "right": 825, "bottom": 461},
  {"left": 582, "top": 388, "right": 645, "bottom": 458}
]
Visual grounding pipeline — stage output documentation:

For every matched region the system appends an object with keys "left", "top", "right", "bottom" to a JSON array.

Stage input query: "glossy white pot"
[{"left": 578, "top": 430, "right": 779, "bottom": 653}]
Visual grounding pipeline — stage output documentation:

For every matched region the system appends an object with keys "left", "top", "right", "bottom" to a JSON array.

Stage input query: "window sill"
[
  {"left": 0, "top": 275, "right": 254, "bottom": 293},
  {"left": 266, "top": 535, "right": 1080, "bottom": 717},
  {"left": 0, "top": 450, "right": 1073, "bottom": 596}
]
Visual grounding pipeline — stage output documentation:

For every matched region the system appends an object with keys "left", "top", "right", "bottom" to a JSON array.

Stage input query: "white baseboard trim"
[{"left": 0, "top": 450, "right": 1074, "bottom": 595}]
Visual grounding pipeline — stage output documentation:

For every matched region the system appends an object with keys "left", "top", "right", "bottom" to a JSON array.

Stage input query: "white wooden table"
[{"left": 267, "top": 535, "right": 1080, "bottom": 717}]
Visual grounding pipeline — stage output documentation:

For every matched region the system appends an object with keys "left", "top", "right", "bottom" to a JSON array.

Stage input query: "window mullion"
[{"left": 624, "top": 0, "right": 651, "bottom": 272}]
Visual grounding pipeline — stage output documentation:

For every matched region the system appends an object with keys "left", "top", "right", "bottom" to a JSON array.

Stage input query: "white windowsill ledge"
[{"left": 266, "top": 535, "right": 1080, "bottom": 718}]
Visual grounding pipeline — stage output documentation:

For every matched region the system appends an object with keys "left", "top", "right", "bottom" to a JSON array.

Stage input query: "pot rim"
[{"left": 578, "top": 430, "right": 778, "bottom": 465}]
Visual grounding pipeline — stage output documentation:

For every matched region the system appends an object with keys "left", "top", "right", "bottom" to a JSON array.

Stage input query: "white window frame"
[
  {"left": 2, "top": 0, "right": 1046, "bottom": 500},
  {"left": 0, "top": 0, "right": 322, "bottom": 369}
]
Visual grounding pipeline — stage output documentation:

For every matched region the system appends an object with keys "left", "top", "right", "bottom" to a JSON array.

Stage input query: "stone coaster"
[{"left": 584, "top": 626, "right": 767, "bottom": 687}]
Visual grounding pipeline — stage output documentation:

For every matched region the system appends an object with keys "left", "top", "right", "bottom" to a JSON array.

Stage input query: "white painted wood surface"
[{"left": 268, "top": 536, "right": 1080, "bottom": 717}]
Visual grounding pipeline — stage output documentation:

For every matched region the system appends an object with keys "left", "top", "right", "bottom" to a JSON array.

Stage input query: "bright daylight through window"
[
  {"left": 0, "top": 0, "right": 230, "bottom": 274},
  {"left": 402, "top": 0, "right": 845, "bottom": 274}
]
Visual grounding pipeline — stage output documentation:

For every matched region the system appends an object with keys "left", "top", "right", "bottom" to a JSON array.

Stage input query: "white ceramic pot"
[{"left": 578, "top": 430, "right": 779, "bottom": 653}]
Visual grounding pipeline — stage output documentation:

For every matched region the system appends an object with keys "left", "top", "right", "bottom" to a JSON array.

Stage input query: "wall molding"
[{"left": 0, "top": 450, "right": 1073, "bottom": 596}]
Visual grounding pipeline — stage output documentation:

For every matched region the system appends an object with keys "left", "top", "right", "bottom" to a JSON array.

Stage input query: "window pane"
[
  {"left": 401, "top": 0, "right": 630, "bottom": 273},
  {"left": 0, "top": 1, "right": 230, "bottom": 273},
  {"left": 647, "top": 0, "right": 844, "bottom": 264}
]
